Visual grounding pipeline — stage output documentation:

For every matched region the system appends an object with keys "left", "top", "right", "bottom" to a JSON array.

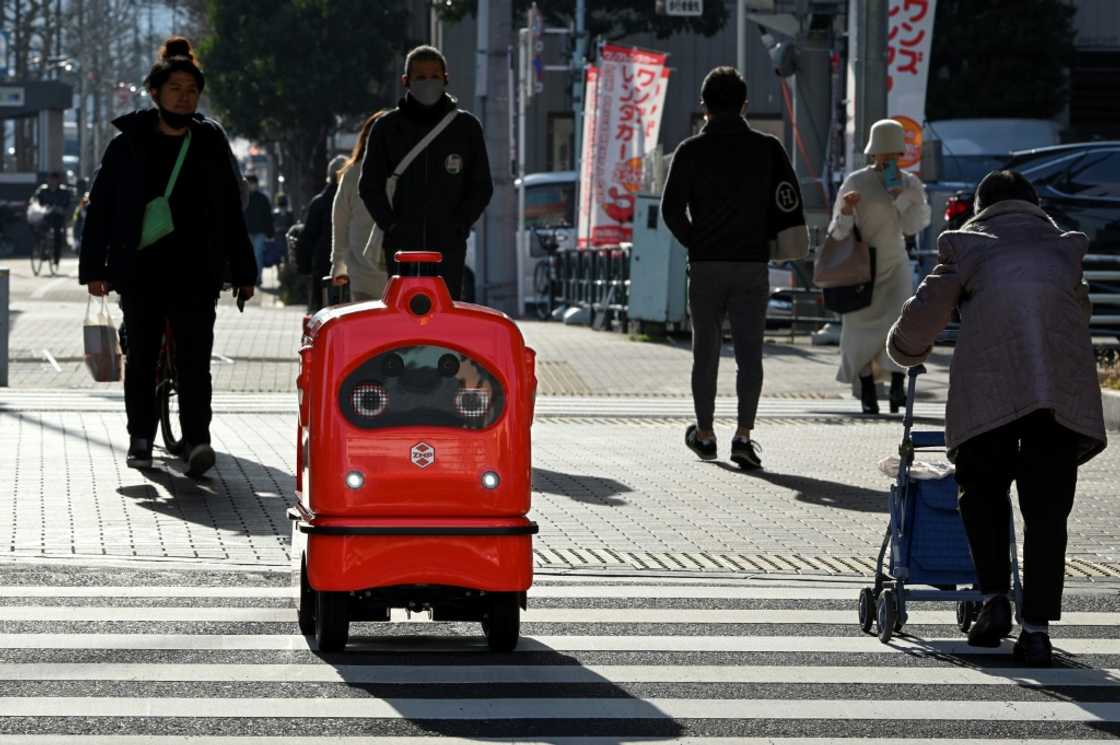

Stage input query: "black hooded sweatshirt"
[{"left": 79, "top": 108, "right": 256, "bottom": 297}]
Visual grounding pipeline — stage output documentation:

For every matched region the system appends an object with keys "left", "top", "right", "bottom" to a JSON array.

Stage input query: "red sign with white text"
[{"left": 578, "top": 45, "right": 670, "bottom": 248}]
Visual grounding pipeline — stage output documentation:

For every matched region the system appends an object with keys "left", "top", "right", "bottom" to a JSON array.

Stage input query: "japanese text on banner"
[
  {"left": 578, "top": 45, "right": 670, "bottom": 248},
  {"left": 887, "top": 0, "right": 936, "bottom": 170}
]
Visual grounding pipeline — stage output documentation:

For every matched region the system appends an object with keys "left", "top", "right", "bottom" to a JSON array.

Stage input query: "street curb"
[{"left": 1103, "top": 389, "right": 1120, "bottom": 432}]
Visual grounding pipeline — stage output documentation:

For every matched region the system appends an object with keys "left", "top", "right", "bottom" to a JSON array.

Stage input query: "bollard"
[{"left": 0, "top": 267, "right": 8, "bottom": 386}]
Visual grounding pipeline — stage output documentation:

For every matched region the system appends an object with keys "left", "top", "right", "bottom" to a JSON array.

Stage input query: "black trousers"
[
  {"left": 954, "top": 410, "right": 1079, "bottom": 623},
  {"left": 687, "top": 261, "right": 770, "bottom": 431},
  {"left": 120, "top": 291, "right": 217, "bottom": 446}
]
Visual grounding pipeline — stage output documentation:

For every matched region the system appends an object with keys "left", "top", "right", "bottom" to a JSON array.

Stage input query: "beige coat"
[
  {"left": 829, "top": 166, "right": 931, "bottom": 391},
  {"left": 887, "top": 200, "right": 1106, "bottom": 463},
  {"left": 330, "top": 164, "right": 388, "bottom": 301}
]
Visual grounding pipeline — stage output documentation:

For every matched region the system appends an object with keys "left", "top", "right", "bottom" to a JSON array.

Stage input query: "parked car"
[
  {"left": 463, "top": 171, "right": 577, "bottom": 314},
  {"left": 920, "top": 119, "right": 1062, "bottom": 270},
  {"left": 940, "top": 141, "right": 1120, "bottom": 339}
]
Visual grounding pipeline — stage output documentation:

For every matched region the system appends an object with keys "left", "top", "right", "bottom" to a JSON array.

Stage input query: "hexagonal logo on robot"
[{"left": 410, "top": 442, "right": 435, "bottom": 469}]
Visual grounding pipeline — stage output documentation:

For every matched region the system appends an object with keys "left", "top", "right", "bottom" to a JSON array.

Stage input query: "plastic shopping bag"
[
  {"left": 878, "top": 455, "right": 955, "bottom": 481},
  {"left": 83, "top": 296, "right": 122, "bottom": 382}
]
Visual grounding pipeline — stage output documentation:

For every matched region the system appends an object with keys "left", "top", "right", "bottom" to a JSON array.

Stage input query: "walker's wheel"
[
  {"left": 297, "top": 556, "right": 316, "bottom": 637},
  {"left": 481, "top": 593, "right": 520, "bottom": 652},
  {"left": 956, "top": 601, "right": 973, "bottom": 633},
  {"left": 315, "top": 590, "right": 349, "bottom": 652},
  {"left": 877, "top": 589, "right": 897, "bottom": 644},
  {"left": 858, "top": 588, "right": 875, "bottom": 634}
]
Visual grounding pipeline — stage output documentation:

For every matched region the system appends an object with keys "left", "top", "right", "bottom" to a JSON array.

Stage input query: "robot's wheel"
[
  {"left": 315, "top": 590, "right": 350, "bottom": 652},
  {"left": 482, "top": 593, "right": 520, "bottom": 652},
  {"left": 297, "top": 557, "right": 316, "bottom": 637}
]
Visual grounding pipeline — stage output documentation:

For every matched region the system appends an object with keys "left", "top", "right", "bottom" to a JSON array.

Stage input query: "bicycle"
[
  {"left": 30, "top": 229, "right": 59, "bottom": 277},
  {"left": 154, "top": 320, "right": 185, "bottom": 456},
  {"left": 29, "top": 209, "right": 66, "bottom": 277},
  {"left": 530, "top": 226, "right": 563, "bottom": 320}
]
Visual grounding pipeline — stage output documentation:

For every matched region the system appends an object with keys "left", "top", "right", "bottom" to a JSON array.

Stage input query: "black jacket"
[
  {"left": 79, "top": 108, "right": 256, "bottom": 295},
  {"left": 33, "top": 184, "right": 74, "bottom": 211},
  {"left": 300, "top": 182, "right": 337, "bottom": 280},
  {"left": 244, "top": 190, "right": 275, "bottom": 237},
  {"left": 358, "top": 93, "right": 493, "bottom": 260},
  {"left": 661, "top": 116, "right": 806, "bottom": 263}
]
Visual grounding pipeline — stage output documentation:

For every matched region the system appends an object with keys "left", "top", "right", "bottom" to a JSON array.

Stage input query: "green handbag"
[{"left": 138, "top": 130, "right": 191, "bottom": 250}]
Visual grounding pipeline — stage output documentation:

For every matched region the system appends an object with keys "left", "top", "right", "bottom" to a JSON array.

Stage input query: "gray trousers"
[{"left": 688, "top": 261, "right": 770, "bottom": 431}]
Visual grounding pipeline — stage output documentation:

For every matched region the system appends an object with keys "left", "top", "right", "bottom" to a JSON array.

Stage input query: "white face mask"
[{"left": 409, "top": 78, "right": 446, "bottom": 107}]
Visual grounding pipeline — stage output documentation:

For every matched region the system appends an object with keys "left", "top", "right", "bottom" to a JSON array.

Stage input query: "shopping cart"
[{"left": 858, "top": 365, "right": 1023, "bottom": 643}]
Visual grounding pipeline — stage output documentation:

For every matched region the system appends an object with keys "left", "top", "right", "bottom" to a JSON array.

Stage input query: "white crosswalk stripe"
[{"left": 0, "top": 578, "right": 1117, "bottom": 741}]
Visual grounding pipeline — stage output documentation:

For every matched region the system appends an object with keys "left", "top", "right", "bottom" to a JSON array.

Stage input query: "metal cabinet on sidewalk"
[{"left": 628, "top": 194, "right": 688, "bottom": 332}]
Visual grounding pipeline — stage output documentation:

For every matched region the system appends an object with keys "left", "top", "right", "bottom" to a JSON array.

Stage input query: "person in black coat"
[
  {"left": 78, "top": 36, "right": 256, "bottom": 478},
  {"left": 359, "top": 45, "right": 493, "bottom": 300},
  {"left": 301, "top": 155, "right": 347, "bottom": 314},
  {"left": 244, "top": 175, "right": 275, "bottom": 286}
]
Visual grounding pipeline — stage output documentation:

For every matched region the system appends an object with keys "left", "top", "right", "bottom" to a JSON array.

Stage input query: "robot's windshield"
[{"left": 340, "top": 345, "right": 506, "bottom": 430}]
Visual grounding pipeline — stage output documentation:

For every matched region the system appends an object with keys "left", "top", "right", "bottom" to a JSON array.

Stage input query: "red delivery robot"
[{"left": 289, "top": 251, "right": 538, "bottom": 652}]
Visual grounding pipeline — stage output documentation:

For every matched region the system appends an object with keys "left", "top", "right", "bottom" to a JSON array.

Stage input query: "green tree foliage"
[
  {"left": 926, "top": 0, "right": 1076, "bottom": 120},
  {"left": 201, "top": 0, "right": 413, "bottom": 209},
  {"left": 435, "top": 0, "right": 728, "bottom": 41}
]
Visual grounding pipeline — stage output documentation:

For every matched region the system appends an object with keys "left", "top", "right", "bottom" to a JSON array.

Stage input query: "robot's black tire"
[
  {"left": 297, "top": 557, "right": 316, "bottom": 637},
  {"left": 315, "top": 590, "right": 349, "bottom": 652},
  {"left": 482, "top": 593, "right": 520, "bottom": 652}
]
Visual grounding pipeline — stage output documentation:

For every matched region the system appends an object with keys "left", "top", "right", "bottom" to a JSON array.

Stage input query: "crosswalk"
[{"left": 0, "top": 575, "right": 1117, "bottom": 742}]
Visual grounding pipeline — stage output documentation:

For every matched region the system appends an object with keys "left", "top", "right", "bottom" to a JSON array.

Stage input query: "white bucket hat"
[{"left": 864, "top": 119, "right": 906, "bottom": 156}]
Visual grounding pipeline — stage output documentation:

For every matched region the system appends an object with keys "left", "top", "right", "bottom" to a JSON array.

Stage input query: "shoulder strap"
[
  {"left": 393, "top": 110, "right": 459, "bottom": 179},
  {"left": 164, "top": 130, "right": 192, "bottom": 199}
]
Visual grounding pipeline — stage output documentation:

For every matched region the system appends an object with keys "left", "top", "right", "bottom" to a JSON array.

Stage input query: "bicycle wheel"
[
  {"left": 532, "top": 260, "right": 551, "bottom": 320},
  {"left": 157, "top": 377, "right": 185, "bottom": 456},
  {"left": 30, "top": 238, "right": 43, "bottom": 276}
]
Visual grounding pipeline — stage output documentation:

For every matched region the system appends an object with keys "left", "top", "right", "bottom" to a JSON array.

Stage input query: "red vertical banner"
[{"left": 577, "top": 46, "right": 670, "bottom": 248}]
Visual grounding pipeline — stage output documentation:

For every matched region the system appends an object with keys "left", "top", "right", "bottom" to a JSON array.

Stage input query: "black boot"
[
  {"left": 889, "top": 373, "right": 907, "bottom": 414},
  {"left": 860, "top": 375, "right": 879, "bottom": 415}
]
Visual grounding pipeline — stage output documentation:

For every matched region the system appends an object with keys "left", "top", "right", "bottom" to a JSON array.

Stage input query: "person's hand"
[
  {"left": 237, "top": 285, "right": 255, "bottom": 302},
  {"left": 87, "top": 281, "right": 109, "bottom": 297},
  {"left": 332, "top": 275, "right": 349, "bottom": 286},
  {"left": 840, "top": 191, "right": 861, "bottom": 216}
]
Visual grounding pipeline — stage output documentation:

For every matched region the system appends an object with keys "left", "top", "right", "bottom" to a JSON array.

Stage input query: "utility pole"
[
  {"left": 571, "top": 0, "right": 587, "bottom": 174},
  {"left": 848, "top": 0, "right": 888, "bottom": 174},
  {"left": 476, "top": 0, "right": 517, "bottom": 313}
]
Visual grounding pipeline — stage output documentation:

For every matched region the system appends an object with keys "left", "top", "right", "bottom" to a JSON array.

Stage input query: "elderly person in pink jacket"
[{"left": 887, "top": 170, "right": 1106, "bottom": 667}]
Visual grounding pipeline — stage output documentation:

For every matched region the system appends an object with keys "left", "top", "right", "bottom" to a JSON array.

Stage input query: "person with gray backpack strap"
[{"left": 358, "top": 45, "right": 493, "bottom": 300}]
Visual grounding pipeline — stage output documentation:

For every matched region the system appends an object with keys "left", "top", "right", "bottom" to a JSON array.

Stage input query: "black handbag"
[{"left": 822, "top": 240, "right": 876, "bottom": 314}]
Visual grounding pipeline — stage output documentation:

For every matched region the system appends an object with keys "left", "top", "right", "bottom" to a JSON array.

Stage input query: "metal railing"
[
  {"left": 1085, "top": 254, "right": 1120, "bottom": 336},
  {"left": 548, "top": 245, "right": 630, "bottom": 331}
]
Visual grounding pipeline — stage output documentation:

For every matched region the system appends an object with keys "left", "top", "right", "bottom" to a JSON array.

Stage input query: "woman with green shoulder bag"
[{"left": 78, "top": 36, "right": 257, "bottom": 477}]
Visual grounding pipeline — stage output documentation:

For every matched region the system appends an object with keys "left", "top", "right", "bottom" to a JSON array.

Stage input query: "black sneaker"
[
  {"left": 685, "top": 425, "right": 717, "bottom": 461},
  {"left": 126, "top": 438, "right": 153, "bottom": 470},
  {"left": 186, "top": 443, "right": 216, "bottom": 478},
  {"left": 967, "top": 595, "right": 1013, "bottom": 647},
  {"left": 730, "top": 438, "right": 763, "bottom": 470},
  {"left": 1013, "top": 630, "right": 1053, "bottom": 667}
]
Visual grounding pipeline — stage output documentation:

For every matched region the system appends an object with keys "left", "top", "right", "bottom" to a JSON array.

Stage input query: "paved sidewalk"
[
  {"left": 3, "top": 261, "right": 950, "bottom": 400},
  {"left": 1, "top": 402, "right": 1117, "bottom": 576}
]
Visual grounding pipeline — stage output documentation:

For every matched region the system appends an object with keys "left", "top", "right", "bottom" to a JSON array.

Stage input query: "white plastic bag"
[
  {"left": 83, "top": 296, "right": 122, "bottom": 382},
  {"left": 878, "top": 455, "right": 955, "bottom": 481}
]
